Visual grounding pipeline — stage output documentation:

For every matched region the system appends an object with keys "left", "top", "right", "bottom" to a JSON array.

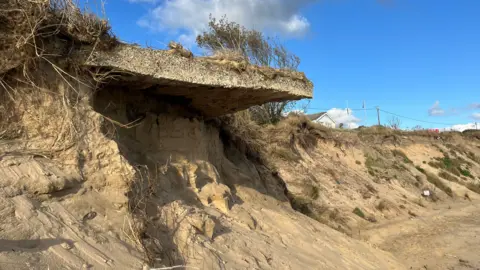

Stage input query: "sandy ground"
[{"left": 364, "top": 201, "right": 480, "bottom": 270}]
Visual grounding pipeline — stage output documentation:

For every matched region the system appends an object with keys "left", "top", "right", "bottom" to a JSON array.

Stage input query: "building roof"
[
  {"left": 306, "top": 112, "right": 327, "bottom": 121},
  {"left": 306, "top": 112, "right": 336, "bottom": 124}
]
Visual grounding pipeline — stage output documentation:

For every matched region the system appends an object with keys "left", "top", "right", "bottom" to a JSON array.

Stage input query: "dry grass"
[
  {"left": 217, "top": 112, "right": 334, "bottom": 167},
  {"left": 303, "top": 183, "right": 320, "bottom": 200},
  {"left": 0, "top": 0, "right": 118, "bottom": 151},
  {"left": 365, "top": 183, "right": 377, "bottom": 194},
  {"left": 217, "top": 110, "right": 267, "bottom": 163},
  {"left": 416, "top": 166, "right": 426, "bottom": 174},
  {"left": 265, "top": 114, "right": 330, "bottom": 152},
  {"left": 376, "top": 199, "right": 392, "bottom": 212},
  {"left": 391, "top": 149, "right": 412, "bottom": 163},
  {"left": 425, "top": 172, "right": 453, "bottom": 197},
  {"left": 438, "top": 171, "right": 460, "bottom": 183},
  {"left": 466, "top": 183, "right": 480, "bottom": 194},
  {"left": 1, "top": 0, "right": 116, "bottom": 72}
]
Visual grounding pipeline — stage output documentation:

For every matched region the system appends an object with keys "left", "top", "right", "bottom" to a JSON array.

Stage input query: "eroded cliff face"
[
  {"left": 91, "top": 87, "right": 405, "bottom": 269},
  {"left": 270, "top": 127, "right": 480, "bottom": 238},
  {"left": 2, "top": 65, "right": 478, "bottom": 269},
  {"left": 0, "top": 63, "right": 406, "bottom": 269},
  {"left": 0, "top": 1, "right": 407, "bottom": 269}
]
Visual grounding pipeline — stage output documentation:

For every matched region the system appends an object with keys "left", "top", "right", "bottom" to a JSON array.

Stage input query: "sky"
[{"left": 84, "top": 0, "right": 480, "bottom": 130}]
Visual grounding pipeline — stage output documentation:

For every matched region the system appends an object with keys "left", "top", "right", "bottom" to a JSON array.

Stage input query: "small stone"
[{"left": 61, "top": 242, "right": 73, "bottom": 250}]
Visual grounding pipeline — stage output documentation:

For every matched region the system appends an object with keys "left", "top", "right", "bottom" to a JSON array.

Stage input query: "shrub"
[
  {"left": 376, "top": 200, "right": 390, "bottom": 211},
  {"left": 365, "top": 183, "right": 377, "bottom": 194},
  {"left": 273, "top": 147, "right": 298, "bottom": 161},
  {"left": 365, "top": 155, "right": 376, "bottom": 168},
  {"left": 460, "top": 168, "right": 474, "bottom": 179},
  {"left": 438, "top": 171, "right": 459, "bottom": 183},
  {"left": 426, "top": 173, "right": 453, "bottom": 197},
  {"left": 290, "top": 196, "right": 314, "bottom": 216},
  {"left": 428, "top": 161, "right": 440, "bottom": 169},
  {"left": 353, "top": 207, "right": 366, "bottom": 219},
  {"left": 416, "top": 166, "right": 426, "bottom": 174},
  {"left": 304, "top": 184, "right": 320, "bottom": 200},
  {"left": 356, "top": 160, "right": 362, "bottom": 165},
  {"left": 415, "top": 198, "right": 425, "bottom": 207},
  {"left": 466, "top": 183, "right": 480, "bottom": 194},
  {"left": 196, "top": 15, "right": 301, "bottom": 125},
  {"left": 391, "top": 149, "right": 412, "bottom": 163}
]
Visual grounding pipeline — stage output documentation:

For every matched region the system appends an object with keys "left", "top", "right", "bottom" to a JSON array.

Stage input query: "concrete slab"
[{"left": 84, "top": 44, "right": 313, "bottom": 117}]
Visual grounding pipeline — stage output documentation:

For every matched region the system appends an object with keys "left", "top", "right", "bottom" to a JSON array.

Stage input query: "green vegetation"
[
  {"left": 353, "top": 207, "right": 366, "bottom": 219},
  {"left": 428, "top": 153, "right": 475, "bottom": 178},
  {"left": 460, "top": 168, "right": 474, "bottom": 179},
  {"left": 416, "top": 166, "right": 426, "bottom": 174}
]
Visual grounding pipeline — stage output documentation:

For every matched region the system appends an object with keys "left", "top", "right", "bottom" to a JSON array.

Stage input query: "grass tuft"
[{"left": 353, "top": 207, "right": 365, "bottom": 218}]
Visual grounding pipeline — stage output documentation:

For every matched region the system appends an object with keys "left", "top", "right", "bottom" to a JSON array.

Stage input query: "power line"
[
  {"left": 379, "top": 109, "right": 457, "bottom": 126},
  {"left": 308, "top": 107, "right": 376, "bottom": 111},
  {"left": 306, "top": 106, "right": 459, "bottom": 127}
]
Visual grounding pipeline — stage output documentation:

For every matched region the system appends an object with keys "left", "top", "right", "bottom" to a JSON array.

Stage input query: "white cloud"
[
  {"left": 327, "top": 108, "right": 361, "bottom": 129},
  {"left": 428, "top": 101, "right": 445, "bottom": 116},
  {"left": 472, "top": 112, "right": 480, "bottom": 120},
  {"left": 128, "top": 0, "right": 158, "bottom": 3},
  {"left": 470, "top": 103, "right": 480, "bottom": 109},
  {"left": 136, "top": 0, "right": 313, "bottom": 42},
  {"left": 441, "top": 123, "right": 477, "bottom": 132}
]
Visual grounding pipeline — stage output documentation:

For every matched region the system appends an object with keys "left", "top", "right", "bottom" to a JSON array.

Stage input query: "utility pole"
[
  {"left": 363, "top": 100, "right": 367, "bottom": 126},
  {"left": 376, "top": 106, "right": 381, "bottom": 126}
]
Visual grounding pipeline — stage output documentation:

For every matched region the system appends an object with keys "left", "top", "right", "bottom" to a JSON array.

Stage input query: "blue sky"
[{"left": 85, "top": 0, "right": 480, "bottom": 130}]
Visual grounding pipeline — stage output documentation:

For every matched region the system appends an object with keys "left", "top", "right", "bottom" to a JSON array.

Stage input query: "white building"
[{"left": 307, "top": 112, "right": 336, "bottom": 129}]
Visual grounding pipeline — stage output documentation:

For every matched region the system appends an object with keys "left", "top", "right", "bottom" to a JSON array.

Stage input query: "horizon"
[{"left": 83, "top": 0, "right": 480, "bottom": 131}]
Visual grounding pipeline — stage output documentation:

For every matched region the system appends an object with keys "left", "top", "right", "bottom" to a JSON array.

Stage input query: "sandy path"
[{"left": 364, "top": 201, "right": 480, "bottom": 270}]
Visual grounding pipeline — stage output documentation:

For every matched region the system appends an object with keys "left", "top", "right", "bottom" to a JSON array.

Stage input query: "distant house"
[{"left": 307, "top": 112, "right": 336, "bottom": 128}]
